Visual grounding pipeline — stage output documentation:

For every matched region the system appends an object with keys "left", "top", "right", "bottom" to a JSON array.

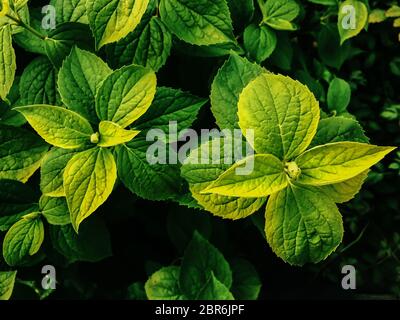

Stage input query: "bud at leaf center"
[
  {"left": 285, "top": 161, "right": 301, "bottom": 180},
  {"left": 90, "top": 132, "right": 100, "bottom": 144}
]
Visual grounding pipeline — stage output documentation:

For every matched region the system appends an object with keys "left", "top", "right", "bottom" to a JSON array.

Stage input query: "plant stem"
[{"left": 5, "top": 13, "right": 47, "bottom": 40}]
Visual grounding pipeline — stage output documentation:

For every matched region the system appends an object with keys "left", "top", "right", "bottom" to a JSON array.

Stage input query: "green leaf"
[
  {"left": 174, "top": 192, "right": 203, "bottom": 210},
  {"left": 98, "top": 121, "right": 140, "bottom": 147},
  {"left": 238, "top": 73, "right": 320, "bottom": 160},
  {"left": 115, "top": 137, "right": 182, "bottom": 200},
  {"left": 0, "top": 271, "right": 17, "bottom": 300},
  {"left": 0, "top": 179, "right": 37, "bottom": 218},
  {"left": 45, "top": 22, "right": 94, "bottom": 68},
  {"left": 296, "top": 142, "right": 396, "bottom": 186},
  {"left": 96, "top": 65, "right": 157, "bottom": 128},
  {"left": 118, "top": 16, "right": 172, "bottom": 72},
  {"left": 317, "top": 23, "right": 361, "bottom": 70},
  {"left": 0, "top": 179, "right": 38, "bottom": 232},
  {"left": 0, "top": 174, "right": 39, "bottom": 230},
  {"left": 0, "top": 77, "right": 25, "bottom": 127},
  {"left": 19, "top": 57, "right": 61, "bottom": 106},
  {"left": 3, "top": 216, "right": 44, "bottom": 266},
  {"left": 63, "top": 147, "right": 117, "bottom": 232},
  {"left": 230, "top": 259, "right": 261, "bottom": 300},
  {"left": 49, "top": 217, "right": 112, "bottom": 263},
  {"left": 0, "top": 125, "right": 48, "bottom": 182},
  {"left": 338, "top": 0, "right": 368, "bottom": 44},
  {"left": 174, "top": 39, "right": 244, "bottom": 57},
  {"left": 167, "top": 208, "right": 212, "bottom": 254},
  {"left": 295, "top": 70, "right": 324, "bottom": 101},
  {"left": 15, "top": 105, "right": 94, "bottom": 149},
  {"left": 58, "top": 47, "right": 112, "bottom": 123},
  {"left": 0, "top": 209, "right": 36, "bottom": 232},
  {"left": 0, "top": 4, "right": 19, "bottom": 29},
  {"left": 181, "top": 138, "right": 266, "bottom": 219},
  {"left": 265, "top": 184, "right": 343, "bottom": 265},
  {"left": 13, "top": 8, "right": 48, "bottom": 55},
  {"left": 244, "top": 24, "right": 277, "bottom": 63},
  {"left": 307, "top": 0, "right": 337, "bottom": 4},
  {"left": 12, "top": 0, "right": 29, "bottom": 10},
  {"left": 227, "top": 0, "right": 255, "bottom": 31},
  {"left": 327, "top": 78, "right": 351, "bottom": 113},
  {"left": 0, "top": 25, "right": 16, "bottom": 100},
  {"left": 9, "top": 6, "right": 30, "bottom": 33},
  {"left": 196, "top": 272, "right": 234, "bottom": 300},
  {"left": 260, "top": 0, "right": 300, "bottom": 31},
  {"left": 134, "top": 87, "right": 206, "bottom": 133},
  {"left": 159, "top": 0, "right": 235, "bottom": 46},
  {"left": 40, "top": 147, "right": 82, "bottom": 197},
  {"left": 203, "top": 154, "right": 288, "bottom": 197},
  {"left": 180, "top": 231, "right": 232, "bottom": 299},
  {"left": 137, "top": 16, "right": 172, "bottom": 71},
  {"left": 50, "top": 0, "right": 89, "bottom": 24},
  {"left": 211, "top": 54, "right": 264, "bottom": 130},
  {"left": 310, "top": 117, "right": 369, "bottom": 148},
  {"left": 104, "top": 1, "right": 155, "bottom": 68},
  {"left": 127, "top": 282, "right": 147, "bottom": 300},
  {"left": 145, "top": 266, "right": 186, "bottom": 300},
  {"left": 269, "top": 31, "right": 293, "bottom": 70},
  {"left": 39, "top": 196, "right": 70, "bottom": 225},
  {"left": 86, "top": 0, "right": 150, "bottom": 49}
]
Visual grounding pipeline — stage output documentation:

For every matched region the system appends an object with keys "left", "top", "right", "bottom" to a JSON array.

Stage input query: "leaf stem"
[{"left": 5, "top": 13, "right": 47, "bottom": 40}]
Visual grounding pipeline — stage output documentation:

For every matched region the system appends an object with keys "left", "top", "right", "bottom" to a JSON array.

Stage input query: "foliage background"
[{"left": 2, "top": 0, "right": 400, "bottom": 299}]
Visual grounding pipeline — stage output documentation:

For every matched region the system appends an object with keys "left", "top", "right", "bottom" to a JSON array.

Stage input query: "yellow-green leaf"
[
  {"left": 0, "top": 271, "right": 17, "bottom": 300},
  {"left": 296, "top": 142, "right": 396, "bottom": 186},
  {"left": 265, "top": 184, "right": 343, "bottom": 265},
  {"left": 15, "top": 105, "right": 94, "bottom": 149},
  {"left": 0, "top": 25, "right": 16, "bottom": 100},
  {"left": 338, "top": 0, "right": 368, "bottom": 44},
  {"left": 386, "top": 5, "right": 400, "bottom": 18},
  {"left": 159, "top": 0, "right": 235, "bottom": 46},
  {"left": 0, "top": 1, "right": 10, "bottom": 17},
  {"left": 96, "top": 65, "right": 157, "bottom": 128},
  {"left": 319, "top": 170, "right": 369, "bottom": 203},
  {"left": 210, "top": 54, "right": 264, "bottom": 130},
  {"left": 3, "top": 216, "right": 44, "bottom": 266},
  {"left": 86, "top": 0, "right": 150, "bottom": 49},
  {"left": 238, "top": 73, "right": 320, "bottom": 160},
  {"left": 145, "top": 266, "right": 186, "bottom": 300},
  {"left": 368, "top": 9, "right": 386, "bottom": 24},
  {"left": 40, "top": 147, "right": 82, "bottom": 197},
  {"left": 0, "top": 125, "right": 49, "bottom": 183},
  {"left": 190, "top": 183, "right": 266, "bottom": 220},
  {"left": 63, "top": 147, "right": 117, "bottom": 232},
  {"left": 196, "top": 272, "right": 234, "bottom": 300},
  {"left": 260, "top": 0, "right": 300, "bottom": 31},
  {"left": 97, "top": 121, "right": 139, "bottom": 147},
  {"left": 58, "top": 47, "right": 112, "bottom": 123},
  {"left": 39, "top": 196, "right": 71, "bottom": 226},
  {"left": 202, "top": 154, "right": 288, "bottom": 197},
  {"left": 181, "top": 138, "right": 266, "bottom": 220}
]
